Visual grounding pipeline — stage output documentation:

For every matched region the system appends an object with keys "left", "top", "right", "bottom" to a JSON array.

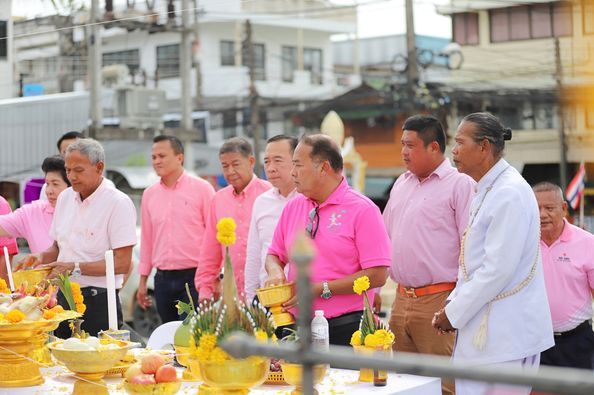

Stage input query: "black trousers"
[
  {"left": 154, "top": 268, "right": 198, "bottom": 323},
  {"left": 54, "top": 287, "right": 123, "bottom": 338},
  {"left": 328, "top": 310, "right": 363, "bottom": 346},
  {"left": 541, "top": 320, "right": 594, "bottom": 370}
]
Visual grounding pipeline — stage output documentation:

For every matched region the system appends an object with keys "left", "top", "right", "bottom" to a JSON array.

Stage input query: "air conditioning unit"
[{"left": 116, "top": 86, "right": 166, "bottom": 130}]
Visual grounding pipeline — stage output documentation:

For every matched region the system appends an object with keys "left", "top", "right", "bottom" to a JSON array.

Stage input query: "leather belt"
[
  {"left": 398, "top": 282, "right": 456, "bottom": 298},
  {"left": 554, "top": 320, "right": 591, "bottom": 338}
]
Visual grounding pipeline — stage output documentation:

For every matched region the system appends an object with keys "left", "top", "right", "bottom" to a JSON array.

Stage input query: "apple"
[
  {"left": 124, "top": 364, "right": 143, "bottom": 382},
  {"left": 130, "top": 374, "right": 156, "bottom": 385},
  {"left": 140, "top": 352, "right": 165, "bottom": 374},
  {"left": 155, "top": 364, "right": 178, "bottom": 383}
]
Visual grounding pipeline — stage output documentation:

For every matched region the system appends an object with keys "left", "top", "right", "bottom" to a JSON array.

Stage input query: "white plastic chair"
[{"left": 145, "top": 321, "right": 182, "bottom": 350}]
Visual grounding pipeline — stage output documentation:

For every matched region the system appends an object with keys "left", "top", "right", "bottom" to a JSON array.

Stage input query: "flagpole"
[{"left": 579, "top": 189, "right": 585, "bottom": 228}]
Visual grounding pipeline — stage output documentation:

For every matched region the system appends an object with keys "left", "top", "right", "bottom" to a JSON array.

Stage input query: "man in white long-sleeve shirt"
[
  {"left": 432, "top": 112, "right": 553, "bottom": 395},
  {"left": 244, "top": 135, "right": 298, "bottom": 302}
]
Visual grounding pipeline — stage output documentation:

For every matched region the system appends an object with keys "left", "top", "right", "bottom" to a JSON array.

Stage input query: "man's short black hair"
[
  {"left": 56, "top": 131, "right": 85, "bottom": 151},
  {"left": 300, "top": 134, "right": 343, "bottom": 172},
  {"left": 41, "top": 155, "right": 70, "bottom": 186},
  {"left": 402, "top": 115, "right": 446, "bottom": 153},
  {"left": 153, "top": 135, "right": 185, "bottom": 155},
  {"left": 267, "top": 134, "right": 298, "bottom": 153}
]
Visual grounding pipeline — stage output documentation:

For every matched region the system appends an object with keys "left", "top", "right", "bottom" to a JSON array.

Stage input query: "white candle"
[
  {"left": 3, "top": 247, "right": 14, "bottom": 292},
  {"left": 104, "top": 250, "right": 118, "bottom": 330}
]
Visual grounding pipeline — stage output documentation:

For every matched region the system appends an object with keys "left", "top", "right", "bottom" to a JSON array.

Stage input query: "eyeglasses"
[{"left": 306, "top": 206, "right": 320, "bottom": 239}]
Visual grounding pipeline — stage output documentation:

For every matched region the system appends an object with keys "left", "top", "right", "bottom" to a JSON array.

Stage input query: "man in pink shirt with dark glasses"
[
  {"left": 138, "top": 135, "right": 215, "bottom": 323},
  {"left": 383, "top": 115, "right": 474, "bottom": 395},
  {"left": 265, "top": 134, "right": 391, "bottom": 346}
]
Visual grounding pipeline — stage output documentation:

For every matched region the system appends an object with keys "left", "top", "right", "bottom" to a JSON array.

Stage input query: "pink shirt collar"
[
  {"left": 73, "top": 178, "right": 108, "bottom": 205},
  {"left": 233, "top": 174, "right": 259, "bottom": 197},
  {"left": 558, "top": 219, "right": 573, "bottom": 242},
  {"left": 41, "top": 199, "right": 55, "bottom": 215},
  {"left": 308, "top": 177, "right": 349, "bottom": 208},
  {"left": 159, "top": 171, "right": 187, "bottom": 190},
  {"left": 402, "top": 158, "right": 452, "bottom": 183}
]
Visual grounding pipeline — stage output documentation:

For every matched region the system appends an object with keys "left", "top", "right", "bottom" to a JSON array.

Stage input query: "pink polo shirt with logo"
[
  {"left": 195, "top": 175, "right": 271, "bottom": 299},
  {"left": 0, "top": 200, "right": 54, "bottom": 253},
  {"left": 268, "top": 177, "right": 391, "bottom": 319},
  {"left": 541, "top": 219, "right": 594, "bottom": 332}
]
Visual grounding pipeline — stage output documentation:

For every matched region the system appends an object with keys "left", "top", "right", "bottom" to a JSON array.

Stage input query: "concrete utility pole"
[
  {"left": 405, "top": 0, "right": 418, "bottom": 93},
  {"left": 555, "top": 38, "right": 568, "bottom": 191},
  {"left": 245, "top": 20, "right": 262, "bottom": 177},
  {"left": 181, "top": 0, "right": 194, "bottom": 170},
  {"left": 89, "top": 0, "right": 102, "bottom": 139},
  {"left": 193, "top": 0, "right": 202, "bottom": 106}
]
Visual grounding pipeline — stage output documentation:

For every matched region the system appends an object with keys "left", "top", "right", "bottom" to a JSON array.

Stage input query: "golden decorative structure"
[
  {"left": 0, "top": 311, "right": 79, "bottom": 387},
  {"left": 281, "top": 363, "right": 328, "bottom": 395},
  {"left": 256, "top": 283, "right": 295, "bottom": 327},
  {"left": 192, "top": 357, "right": 269, "bottom": 395},
  {"left": 352, "top": 345, "right": 374, "bottom": 382},
  {"left": 122, "top": 380, "right": 182, "bottom": 395},
  {"left": 174, "top": 345, "right": 201, "bottom": 381},
  {"left": 13, "top": 268, "right": 51, "bottom": 293},
  {"left": 47, "top": 339, "right": 134, "bottom": 381}
]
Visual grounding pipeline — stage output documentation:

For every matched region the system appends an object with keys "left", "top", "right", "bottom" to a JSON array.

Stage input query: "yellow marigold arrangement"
[
  {"left": 216, "top": 217, "right": 237, "bottom": 247},
  {"left": 189, "top": 217, "right": 276, "bottom": 364},
  {"left": 350, "top": 276, "right": 395, "bottom": 349},
  {"left": 0, "top": 278, "right": 9, "bottom": 294},
  {"left": 6, "top": 309, "right": 26, "bottom": 323},
  {"left": 55, "top": 274, "right": 86, "bottom": 315}
]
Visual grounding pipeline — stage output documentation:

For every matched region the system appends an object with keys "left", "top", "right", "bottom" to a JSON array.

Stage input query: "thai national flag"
[{"left": 566, "top": 162, "right": 586, "bottom": 211}]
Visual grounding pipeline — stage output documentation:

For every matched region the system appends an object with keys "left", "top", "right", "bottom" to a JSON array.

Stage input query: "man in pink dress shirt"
[
  {"left": 383, "top": 115, "right": 474, "bottom": 395},
  {"left": 195, "top": 137, "right": 271, "bottom": 301},
  {"left": 0, "top": 196, "right": 18, "bottom": 283},
  {"left": 265, "top": 134, "right": 391, "bottom": 346},
  {"left": 534, "top": 182, "right": 594, "bottom": 370},
  {"left": 138, "top": 135, "right": 215, "bottom": 323}
]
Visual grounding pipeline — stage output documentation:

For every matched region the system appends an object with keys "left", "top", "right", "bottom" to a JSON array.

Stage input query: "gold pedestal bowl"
[
  {"left": 48, "top": 339, "right": 134, "bottom": 381},
  {"left": 174, "top": 345, "right": 201, "bottom": 381},
  {"left": 13, "top": 268, "right": 51, "bottom": 293},
  {"left": 0, "top": 310, "right": 79, "bottom": 387},
  {"left": 281, "top": 362, "right": 328, "bottom": 395},
  {"left": 123, "top": 380, "right": 182, "bottom": 395},
  {"left": 188, "top": 356, "right": 268, "bottom": 395},
  {"left": 256, "top": 283, "right": 295, "bottom": 327}
]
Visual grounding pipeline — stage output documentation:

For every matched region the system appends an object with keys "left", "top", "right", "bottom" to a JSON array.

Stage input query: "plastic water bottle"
[{"left": 311, "top": 310, "right": 329, "bottom": 351}]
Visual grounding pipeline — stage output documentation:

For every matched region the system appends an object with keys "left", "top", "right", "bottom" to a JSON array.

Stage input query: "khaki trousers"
[{"left": 389, "top": 289, "right": 455, "bottom": 395}]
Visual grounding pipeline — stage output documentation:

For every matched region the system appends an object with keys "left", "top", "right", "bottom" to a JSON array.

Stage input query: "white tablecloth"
[{"left": 0, "top": 366, "right": 441, "bottom": 394}]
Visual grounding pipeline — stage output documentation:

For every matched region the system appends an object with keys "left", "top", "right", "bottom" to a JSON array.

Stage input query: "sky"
[{"left": 11, "top": 0, "right": 452, "bottom": 39}]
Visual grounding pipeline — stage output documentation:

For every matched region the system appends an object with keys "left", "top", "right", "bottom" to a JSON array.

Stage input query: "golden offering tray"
[
  {"left": 0, "top": 310, "right": 80, "bottom": 387},
  {"left": 256, "top": 283, "right": 295, "bottom": 327}
]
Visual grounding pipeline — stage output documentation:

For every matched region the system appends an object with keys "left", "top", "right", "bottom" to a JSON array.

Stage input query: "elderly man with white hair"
[{"left": 24, "top": 138, "right": 137, "bottom": 337}]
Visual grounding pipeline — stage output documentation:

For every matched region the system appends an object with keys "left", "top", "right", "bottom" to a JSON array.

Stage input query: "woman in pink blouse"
[{"left": 0, "top": 156, "right": 70, "bottom": 253}]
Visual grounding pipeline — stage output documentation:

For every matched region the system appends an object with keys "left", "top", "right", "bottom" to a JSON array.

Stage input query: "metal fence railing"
[{"left": 221, "top": 234, "right": 594, "bottom": 395}]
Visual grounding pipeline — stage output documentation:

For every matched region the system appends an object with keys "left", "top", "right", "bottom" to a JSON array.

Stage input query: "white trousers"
[{"left": 456, "top": 354, "right": 540, "bottom": 395}]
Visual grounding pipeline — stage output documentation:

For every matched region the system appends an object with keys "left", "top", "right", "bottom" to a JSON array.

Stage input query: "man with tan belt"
[{"left": 383, "top": 115, "right": 474, "bottom": 395}]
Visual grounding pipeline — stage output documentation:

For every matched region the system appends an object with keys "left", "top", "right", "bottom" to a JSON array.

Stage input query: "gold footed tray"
[
  {"left": 0, "top": 310, "right": 80, "bottom": 387},
  {"left": 189, "top": 356, "right": 268, "bottom": 394}
]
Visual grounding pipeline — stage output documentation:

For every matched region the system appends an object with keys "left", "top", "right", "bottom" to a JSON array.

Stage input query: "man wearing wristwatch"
[
  {"left": 22, "top": 139, "right": 137, "bottom": 337},
  {"left": 265, "top": 135, "right": 391, "bottom": 346}
]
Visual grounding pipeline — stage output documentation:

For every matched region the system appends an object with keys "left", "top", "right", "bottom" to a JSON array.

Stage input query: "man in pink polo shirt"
[
  {"left": 138, "top": 135, "right": 215, "bottom": 323},
  {"left": 265, "top": 134, "right": 391, "bottom": 346},
  {"left": 195, "top": 137, "right": 271, "bottom": 301},
  {"left": 534, "top": 182, "right": 594, "bottom": 370},
  {"left": 22, "top": 138, "right": 137, "bottom": 337},
  {"left": 383, "top": 115, "right": 474, "bottom": 395}
]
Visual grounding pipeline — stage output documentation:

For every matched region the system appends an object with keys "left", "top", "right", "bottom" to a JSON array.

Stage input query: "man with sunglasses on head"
[
  {"left": 383, "top": 115, "right": 474, "bottom": 395},
  {"left": 265, "top": 134, "right": 391, "bottom": 346}
]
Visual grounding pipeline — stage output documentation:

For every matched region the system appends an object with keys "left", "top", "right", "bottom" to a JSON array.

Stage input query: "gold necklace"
[{"left": 458, "top": 165, "right": 541, "bottom": 351}]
